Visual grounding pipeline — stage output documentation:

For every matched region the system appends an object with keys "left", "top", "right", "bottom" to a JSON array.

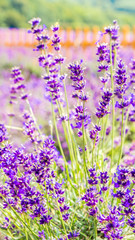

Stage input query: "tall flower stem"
[
  {"left": 26, "top": 98, "right": 43, "bottom": 138},
  {"left": 56, "top": 100, "right": 77, "bottom": 183},
  {"left": 56, "top": 201, "right": 68, "bottom": 239},
  {"left": 82, "top": 101, "right": 89, "bottom": 183},
  {"left": 92, "top": 133, "right": 97, "bottom": 168},
  {"left": 63, "top": 80, "right": 81, "bottom": 184},
  {"left": 45, "top": 224, "right": 51, "bottom": 239},
  {"left": 5, "top": 125, "right": 23, "bottom": 131},
  {"left": 102, "top": 115, "right": 108, "bottom": 152},
  {"left": 101, "top": 116, "right": 108, "bottom": 171},
  {"left": 110, "top": 39, "right": 115, "bottom": 171},
  {"left": 51, "top": 102, "right": 70, "bottom": 183},
  {"left": 94, "top": 218, "right": 97, "bottom": 240},
  {"left": 82, "top": 123, "right": 88, "bottom": 181},
  {"left": 118, "top": 104, "right": 124, "bottom": 165},
  {"left": 95, "top": 119, "right": 100, "bottom": 169}
]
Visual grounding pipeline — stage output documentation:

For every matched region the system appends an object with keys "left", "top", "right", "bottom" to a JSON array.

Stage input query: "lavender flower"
[
  {"left": 112, "top": 166, "right": 130, "bottom": 189},
  {"left": 98, "top": 206, "right": 123, "bottom": 240},
  {"left": 67, "top": 231, "right": 80, "bottom": 239},
  {"left": 68, "top": 60, "right": 86, "bottom": 96},
  {"left": 38, "top": 230, "right": 46, "bottom": 239},
  {"left": 99, "top": 171, "right": 109, "bottom": 192},
  {"left": 96, "top": 90, "right": 112, "bottom": 118},
  {"left": 115, "top": 60, "right": 127, "bottom": 86},
  {"left": 96, "top": 43, "right": 110, "bottom": 72},
  {"left": 28, "top": 17, "right": 41, "bottom": 28},
  {"left": 23, "top": 112, "right": 41, "bottom": 144},
  {"left": 89, "top": 125, "right": 101, "bottom": 144},
  {"left": 88, "top": 168, "right": 98, "bottom": 185},
  {"left": 105, "top": 20, "right": 119, "bottom": 42},
  {"left": 71, "top": 105, "right": 91, "bottom": 136},
  {"left": 9, "top": 67, "right": 27, "bottom": 104},
  {"left": 0, "top": 124, "right": 7, "bottom": 143},
  {"left": 114, "top": 60, "right": 131, "bottom": 110},
  {"left": 29, "top": 19, "right": 65, "bottom": 104},
  {"left": 82, "top": 186, "right": 99, "bottom": 216},
  {"left": 40, "top": 215, "right": 52, "bottom": 224}
]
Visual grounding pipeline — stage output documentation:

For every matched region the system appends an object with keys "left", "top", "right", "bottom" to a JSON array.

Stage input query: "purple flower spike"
[
  {"left": 67, "top": 231, "right": 80, "bottom": 239},
  {"left": 105, "top": 20, "right": 119, "bottom": 41},
  {"left": 115, "top": 60, "right": 127, "bottom": 86},
  {"left": 96, "top": 90, "right": 112, "bottom": 118},
  {"left": 28, "top": 18, "right": 41, "bottom": 28},
  {"left": 38, "top": 230, "right": 45, "bottom": 239},
  {"left": 51, "top": 22, "right": 59, "bottom": 32},
  {"left": 10, "top": 67, "right": 27, "bottom": 104},
  {"left": 98, "top": 206, "right": 124, "bottom": 240},
  {"left": 39, "top": 215, "right": 52, "bottom": 224},
  {"left": 0, "top": 124, "right": 7, "bottom": 143},
  {"left": 62, "top": 213, "right": 70, "bottom": 221}
]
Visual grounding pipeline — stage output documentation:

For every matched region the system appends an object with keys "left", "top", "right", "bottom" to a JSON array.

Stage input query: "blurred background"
[
  {"left": 0, "top": 0, "right": 135, "bottom": 77},
  {"left": 0, "top": 0, "right": 135, "bottom": 28}
]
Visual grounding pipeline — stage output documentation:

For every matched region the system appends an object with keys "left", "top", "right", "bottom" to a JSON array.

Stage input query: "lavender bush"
[{"left": 0, "top": 18, "right": 135, "bottom": 240}]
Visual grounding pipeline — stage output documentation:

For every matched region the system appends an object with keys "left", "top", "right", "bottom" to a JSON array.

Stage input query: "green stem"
[
  {"left": 5, "top": 125, "right": 23, "bottom": 131},
  {"left": 92, "top": 133, "right": 97, "bottom": 168},
  {"left": 63, "top": 79, "right": 80, "bottom": 176},
  {"left": 110, "top": 39, "right": 115, "bottom": 171},
  {"left": 63, "top": 79, "right": 70, "bottom": 119},
  {"left": 56, "top": 100, "right": 76, "bottom": 183},
  {"left": 25, "top": 227, "right": 28, "bottom": 240},
  {"left": 45, "top": 224, "right": 51, "bottom": 239},
  {"left": 118, "top": 107, "right": 124, "bottom": 165},
  {"left": 82, "top": 123, "right": 88, "bottom": 182},
  {"left": 56, "top": 201, "right": 68, "bottom": 238},
  {"left": 94, "top": 218, "right": 97, "bottom": 240},
  {"left": 63, "top": 82, "right": 79, "bottom": 180},
  {"left": 51, "top": 102, "right": 70, "bottom": 183},
  {"left": 95, "top": 119, "right": 100, "bottom": 167},
  {"left": 26, "top": 98, "right": 43, "bottom": 138},
  {"left": 102, "top": 115, "right": 108, "bottom": 152}
]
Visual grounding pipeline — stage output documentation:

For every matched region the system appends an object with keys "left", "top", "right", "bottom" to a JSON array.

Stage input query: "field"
[{"left": 0, "top": 19, "right": 135, "bottom": 240}]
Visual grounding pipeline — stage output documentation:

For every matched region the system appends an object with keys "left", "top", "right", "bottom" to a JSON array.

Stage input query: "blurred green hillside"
[{"left": 0, "top": 0, "right": 135, "bottom": 28}]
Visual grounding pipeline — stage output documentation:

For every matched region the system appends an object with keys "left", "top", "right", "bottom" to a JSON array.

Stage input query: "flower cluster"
[
  {"left": 23, "top": 112, "right": 41, "bottom": 144},
  {"left": 114, "top": 60, "right": 131, "bottom": 109},
  {"left": 51, "top": 22, "right": 61, "bottom": 51},
  {"left": 123, "top": 142, "right": 135, "bottom": 165},
  {"left": 89, "top": 125, "right": 101, "bottom": 144},
  {"left": 96, "top": 90, "right": 112, "bottom": 118},
  {"left": 128, "top": 59, "right": 135, "bottom": 122},
  {"left": 28, "top": 17, "right": 49, "bottom": 51},
  {"left": 112, "top": 166, "right": 135, "bottom": 233},
  {"left": 68, "top": 60, "right": 91, "bottom": 137},
  {"left": 0, "top": 136, "right": 70, "bottom": 232},
  {"left": 9, "top": 67, "right": 27, "bottom": 104},
  {"left": 82, "top": 186, "right": 99, "bottom": 216},
  {"left": 68, "top": 60, "right": 88, "bottom": 100},
  {"left": 82, "top": 168, "right": 109, "bottom": 217},
  {"left": 71, "top": 105, "right": 91, "bottom": 137},
  {"left": 98, "top": 206, "right": 123, "bottom": 240},
  {"left": 96, "top": 43, "right": 110, "bottom": 72},
  {"left": 31, "top": 137, "right": 70, "bottom": 222},
  {"left": 0, "top": 145, "right": 49, "bottom": 223},
  {"left": 104, "top": 20, "right": 119, "bottom": 44},
  {"left": 0, "top": 124, "right": 8, "bottom": 143},
  {"left": 29, "top": 18, "right": 65, "bottom": 104},
  {"left": 130, "top": 58, "right": 135, "bottom": 84}
]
